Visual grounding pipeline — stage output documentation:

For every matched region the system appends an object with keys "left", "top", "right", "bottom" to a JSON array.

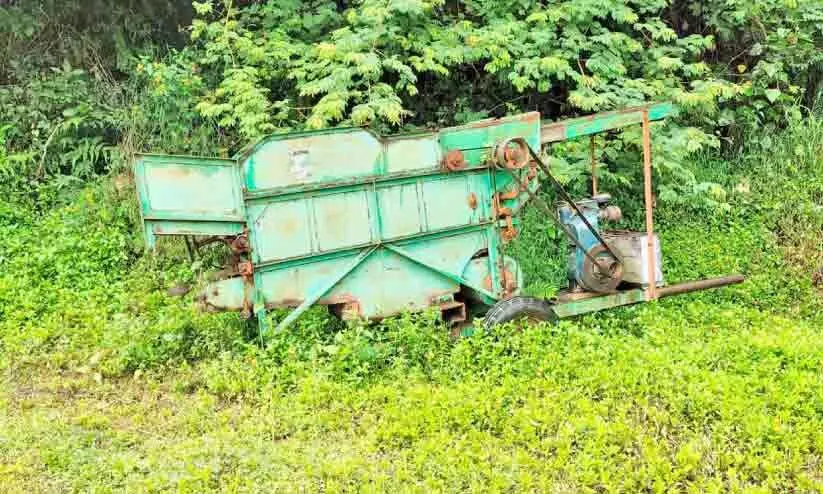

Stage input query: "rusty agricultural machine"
[{"left": 133, "top": 102, "right": 743, "bottom": 333}]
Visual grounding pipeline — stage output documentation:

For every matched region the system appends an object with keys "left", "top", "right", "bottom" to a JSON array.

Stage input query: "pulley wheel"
[
  {"left": 580, "top": 244, "right": 623, "bottom": 293},
  {"left": 493, "top": 137, "right": 530, "bottom": 169}
]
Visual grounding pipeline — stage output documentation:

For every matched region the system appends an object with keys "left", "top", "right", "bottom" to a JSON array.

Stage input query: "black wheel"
[{"left": 482, "top": 296, "right": 557, "bottom": 329}]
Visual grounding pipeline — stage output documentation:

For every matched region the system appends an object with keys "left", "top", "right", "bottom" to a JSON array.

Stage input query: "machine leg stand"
[
  {"left": 255, "top": 304, "right": 268, "bottom": 343},
  {"left": 145, "top": 229, "right": 157, "bottom": 251}
]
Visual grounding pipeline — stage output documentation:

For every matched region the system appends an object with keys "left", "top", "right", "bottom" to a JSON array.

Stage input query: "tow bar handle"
[{"left": 655, "top": 275, "right": 745, "bottom": 299}]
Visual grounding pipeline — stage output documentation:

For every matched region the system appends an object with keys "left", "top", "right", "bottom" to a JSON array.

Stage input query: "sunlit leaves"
[{"left": 196, "top": 67, "right": 275, "bottom": 138}]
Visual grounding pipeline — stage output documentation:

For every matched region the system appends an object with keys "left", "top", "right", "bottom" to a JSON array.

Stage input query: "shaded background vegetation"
[{"left": 1, "top": 0, "right": 821, "bottom": 201}]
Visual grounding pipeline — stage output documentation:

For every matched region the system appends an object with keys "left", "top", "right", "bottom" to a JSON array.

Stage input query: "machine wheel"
[{"left": 483, "top": 296, "right": 557, "bottom": 329}]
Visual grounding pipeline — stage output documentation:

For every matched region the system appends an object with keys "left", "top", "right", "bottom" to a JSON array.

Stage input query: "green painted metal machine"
[{"left": 133, "top": 102, "right": 743, "bottom": 333}]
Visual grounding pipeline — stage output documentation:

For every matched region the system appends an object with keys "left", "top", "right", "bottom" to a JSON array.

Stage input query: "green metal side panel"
[
  {"left": 246, "top": 168, "right": 496, "bottom": 267},
  {"left": 134, "top": 154, "right": 245, "bottom": 247},
  {"left": 241, "top": 129, "right": 383, "bottom": 193},
  {"left": 252, "top": 228, "right": 494, "bottom": 319},
  {"left": 134, "top": 154, "right": 244, "bottom": 222},
  {"left": 384, "top": 135, "right": 440, "bottom": 174}
]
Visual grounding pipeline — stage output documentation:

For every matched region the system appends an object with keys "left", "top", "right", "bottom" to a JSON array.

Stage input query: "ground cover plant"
[{"left": 2, "top": 0, "right": 823, "bottom": 492}]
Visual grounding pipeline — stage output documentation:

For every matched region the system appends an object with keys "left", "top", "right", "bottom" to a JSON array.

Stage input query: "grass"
[
  {"left": 1, "top": 115, "right": 823, "bottom": 492},
  {"left": 3, "top": 304, "right": 823, "bottom": 492}
]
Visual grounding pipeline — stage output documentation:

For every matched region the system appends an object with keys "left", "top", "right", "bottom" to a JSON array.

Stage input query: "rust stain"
[
  {"left": 230, "top": 231, "right": 250, "bottom": 254},
  {"left": 492, "top": 194, "right": 513, "bottom": 218},
  {"left": 278, "top": 217, "right": 299, "bottom": 236},
  {"left": 238, "top": 261, "right": 254, "bottom": 277},
  {"left": 468, "top": 192, "right": 478, "bottom": 210},
  {"left": 438, "top": 300, "right": 467, "bottom": 326},
  {"left": 483, "top": 268, "right": 518, "bottom": 294},
  {"left": 502, "top": 267, "right": 518, "bottom": 295},
  {"left": 321, "top": 293, "right": 359, "bottom": 305},
  {"left": 504, "top": 146, "right": 526, "bottom": 168},
  {"left": 426, "top": 289, "right": 460, "bottom": 306},
  {"left": 442, "top": 149, "right": 467, "bottom": 171},
  {"left": 497, "top": 188, "right": 519, "bottom": 201},
  {"left": 494, "top": 138, "right": 530, "bottom": 169},
  {"left": 266, "top": 298, "right": 304, "bottom": 309},
  {"left": 155, "top": 166, "right": 193, "bottom": 179},
  {"left": 501, "top": 223, "right": 517, "bottom": 242},
  {"left": 323, "top": 293, "right": 362, "bottom": 320}
]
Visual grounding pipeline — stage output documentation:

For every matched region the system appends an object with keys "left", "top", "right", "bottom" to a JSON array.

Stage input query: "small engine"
[
  {"left": 558, "top": 194, "right": 623, "bottom": 293},
  {"left": 557, "top": 193, "right": 664, "bottom": 295}
]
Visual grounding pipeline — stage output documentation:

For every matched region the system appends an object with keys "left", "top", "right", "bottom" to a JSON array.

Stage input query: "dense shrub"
[{"left": 1, "top": 0, "right": 821, "bottom": 205}]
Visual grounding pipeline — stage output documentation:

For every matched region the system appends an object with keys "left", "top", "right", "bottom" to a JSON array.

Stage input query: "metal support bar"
[
  {"left": 551, "top": 288, "right": 646, "bottom": 319},
  {"left": 271, "top": 246, "right": 378, "bottom": 334},
  {"left": 551, "top": 275, "right": 743, "bottom": 319},
  {"left": 641, "top": 110, "right": 657, "bottom": 300},
  {"left": 540, "top": 102, "right": 676, "bottom": 143},
  {"left": 384, "top": 244, "right": 499, "bottom": 304},
  {"left": 590, "top": 136, "right": 598, "bottom": 196}
]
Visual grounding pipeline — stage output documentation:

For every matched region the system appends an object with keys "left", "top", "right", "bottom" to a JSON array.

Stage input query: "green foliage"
[
  {"left": 0, "top": 182, "right": 250, "bottom": 376},
  {"left": 187, "top": 0, "right": 735, "bottom": 132},
  {"left": 1, "top": 0, "right": 821, "bottom": 205},
  {"left": 702, "top": 0, "right": 823, "bottom": 135}
]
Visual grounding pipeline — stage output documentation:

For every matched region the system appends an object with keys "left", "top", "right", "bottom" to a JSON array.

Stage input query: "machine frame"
[{"left": 133, "top": 102, "right": 743, "bottom": 333}]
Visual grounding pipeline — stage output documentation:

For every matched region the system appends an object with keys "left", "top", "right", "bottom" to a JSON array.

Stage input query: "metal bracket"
[{"left": 269, "top": 246, "right": 378, "bottom": 334}]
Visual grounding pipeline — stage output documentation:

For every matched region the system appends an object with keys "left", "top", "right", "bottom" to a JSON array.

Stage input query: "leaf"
[
  {"left": 749, "top": 43, "right": 763, "bottom": 56},
  {"left": 192, "top": 1, "right": 213, "bottom": 15},
  {"left": 764, "top": 89, "right": 781, "bottom": 103}
]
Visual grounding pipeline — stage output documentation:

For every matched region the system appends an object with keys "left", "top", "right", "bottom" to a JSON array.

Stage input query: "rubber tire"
[{"left": 483, "top": 296, "right": 557, "bottom": 329}]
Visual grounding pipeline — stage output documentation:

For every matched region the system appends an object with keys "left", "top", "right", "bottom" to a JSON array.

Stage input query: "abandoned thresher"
[{"left": 133, "top": 102, "right": 743, "bottom": 333}]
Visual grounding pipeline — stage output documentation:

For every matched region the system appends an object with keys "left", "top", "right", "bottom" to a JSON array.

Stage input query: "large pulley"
[{"left": 580, "top": 244, "right": 624, "bottom": 293}]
